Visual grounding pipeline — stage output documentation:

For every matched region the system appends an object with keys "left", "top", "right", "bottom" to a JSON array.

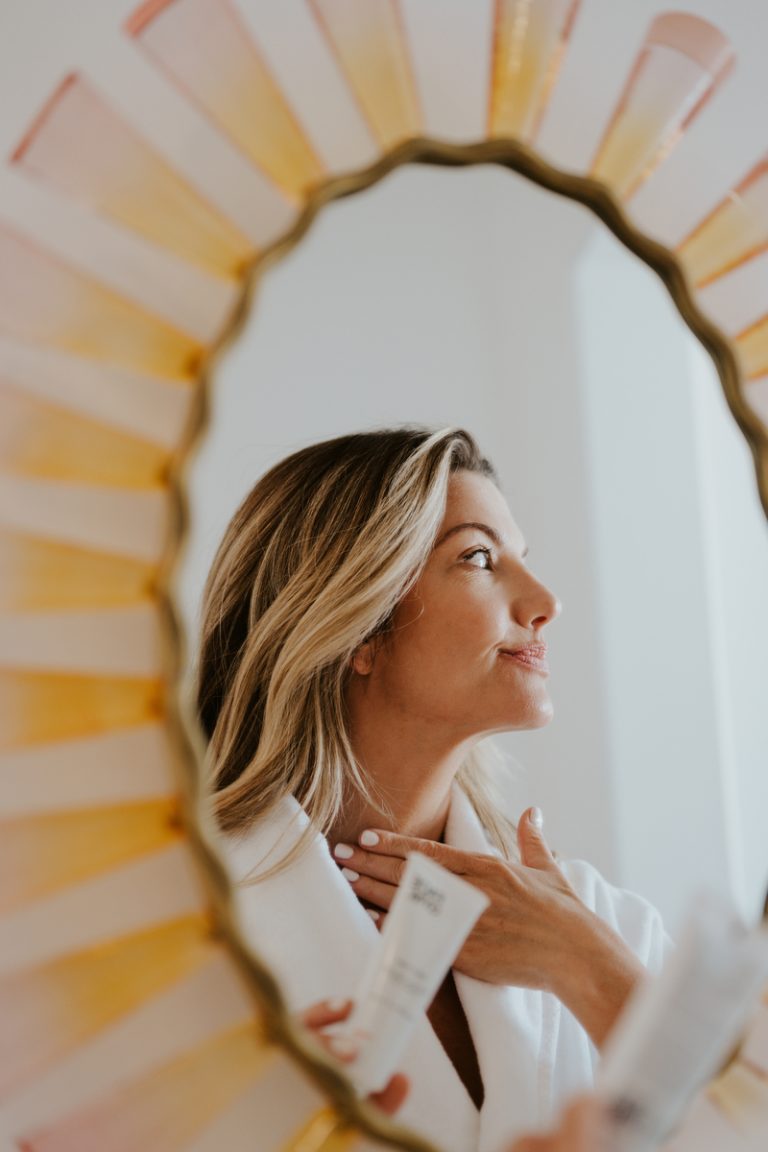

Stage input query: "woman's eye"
[{"left": 463, "top": 547, "right": 493, "bottom": 569}]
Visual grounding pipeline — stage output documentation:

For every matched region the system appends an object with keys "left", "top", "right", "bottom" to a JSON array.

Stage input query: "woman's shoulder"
[{"left": 558, "top": 855, "right": 673, "bottom": 971}]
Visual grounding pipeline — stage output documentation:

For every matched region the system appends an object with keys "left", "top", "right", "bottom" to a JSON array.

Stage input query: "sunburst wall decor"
[{"left": 1, "top": 3, "right": 767, "bottom": 1150}]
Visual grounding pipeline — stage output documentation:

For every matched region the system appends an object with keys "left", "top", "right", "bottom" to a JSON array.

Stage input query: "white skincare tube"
[
  {"left": 344, "top": 851, "right": 489, "bottom": 1094},
  {"left": 597, "top": 891, "right": 768, "bottom": 1152}
]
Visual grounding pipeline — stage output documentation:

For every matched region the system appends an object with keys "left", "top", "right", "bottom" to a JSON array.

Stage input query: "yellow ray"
[
  {"left": 0, "top": 532, "right": 154, "bottom": 611},
  {"left": 0, "top": 800, "right": 182, "bottom": 915},
  {"left": 128, "top": 0, "right": 324, "bottom": 196},
  {"left": 0, "top": 225, "right": 203, "bottom": 377},
  {"left": 14, "top": 74, "right": 255, "bottom": 278},
  {"left": 280, "top": 1109, "right": 356, "bottom": 1152},
  {"left": 0, "top": 670, "right": 163, "bottom": 750},
  {"left": 0, "top": 914, "right": 217, "bottom": 1102},
  {"left": 0, "top": 384, "right": 170, "bottom": 486},
  {"left": 310, "top": 0, "right": 422, "bottom": 149},
  {"left": 677, "top": 155, "right": 768, "bottom": 288},
  {"left": 20, "top": 1025, "right": 273, "bottom": 1152},
  {"left": 735, "top": 313, "right": 768, "bottom": 381},
  {"left": 488, "top": 0, "right": 582, "bottom": 143},
  {"left": 708, "top": 1060, "right": 768, "bottom": 1136},
  {"left": 590, "top": 13, "right": 733, "bottom": 200}
]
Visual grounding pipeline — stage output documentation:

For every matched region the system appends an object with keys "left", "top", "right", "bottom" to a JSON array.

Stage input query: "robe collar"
[{"left": 225, "top": 783, "right": 560, "bottom": 1152}]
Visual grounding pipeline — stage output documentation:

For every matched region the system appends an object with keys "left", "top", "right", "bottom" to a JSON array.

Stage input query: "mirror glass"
[{"left": 178, "top": 161, "right": 768, "bottom": 939}]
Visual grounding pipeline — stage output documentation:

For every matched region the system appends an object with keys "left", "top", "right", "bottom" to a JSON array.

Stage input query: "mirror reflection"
[{"left": 177, "top": 162, "right": 768, "bottom": 1146}]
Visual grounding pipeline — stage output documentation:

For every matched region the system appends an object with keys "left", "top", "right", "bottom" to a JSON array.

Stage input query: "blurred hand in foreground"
[
  {"left": 508, "top": 1096, "right": 615, "bottom": 1151},
  {"left": 300, "top": 998, "right": 409, "bottom": 1116}
]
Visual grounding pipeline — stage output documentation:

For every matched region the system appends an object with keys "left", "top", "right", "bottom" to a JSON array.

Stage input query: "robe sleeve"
[{"left": 558, "top": 856, "right": 673, "bottom": 973}]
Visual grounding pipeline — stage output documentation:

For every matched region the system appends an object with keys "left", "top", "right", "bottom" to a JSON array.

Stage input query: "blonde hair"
[{"left": 197, "top": 426, "right": 518, "bottom": 871}]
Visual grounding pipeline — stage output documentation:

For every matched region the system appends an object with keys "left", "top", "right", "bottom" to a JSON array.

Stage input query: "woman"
[{"left": 197, "top": 427, "right": 669, "bottom": 1152}]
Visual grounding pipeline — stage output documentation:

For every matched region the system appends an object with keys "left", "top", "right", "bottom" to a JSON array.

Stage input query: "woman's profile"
[{"left": 196, "top": 426, "right": 669, "bottom": 1152}]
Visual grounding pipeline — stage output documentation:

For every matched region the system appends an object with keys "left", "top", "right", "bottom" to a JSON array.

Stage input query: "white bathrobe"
[{"left": 224, "top": 786, "right": 670, "bottom": 1152}]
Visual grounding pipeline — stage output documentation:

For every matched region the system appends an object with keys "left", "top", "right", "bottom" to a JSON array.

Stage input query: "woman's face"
[{"left": 363, "top": 470, "right": 561, "bottom": 737}]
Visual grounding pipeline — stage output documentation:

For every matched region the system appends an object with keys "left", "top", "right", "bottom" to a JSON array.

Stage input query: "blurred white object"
[{"left": 597, "top": 891, "right": 768, "bottom": 1152}]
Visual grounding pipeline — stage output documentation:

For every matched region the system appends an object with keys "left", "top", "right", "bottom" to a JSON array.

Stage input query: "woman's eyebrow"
[{"left": 435, "top": 522, "right": 529, "bottom": 557}]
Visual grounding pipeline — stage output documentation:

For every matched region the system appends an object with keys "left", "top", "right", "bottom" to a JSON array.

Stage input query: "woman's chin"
[
  {"left": 487, "top": 701, "right": 554, "bottom": 733},
  {"left": 519, "top": 697, "right": 555, "bottom": 729}
]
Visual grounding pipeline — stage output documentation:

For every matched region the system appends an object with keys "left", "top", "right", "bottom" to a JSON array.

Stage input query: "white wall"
[{"left": 575, "top": 227, "right": 768, "bottom": 929}]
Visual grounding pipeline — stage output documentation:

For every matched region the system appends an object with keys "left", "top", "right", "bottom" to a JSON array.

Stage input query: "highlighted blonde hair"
[{"left": 197, "top": 426, "right": 517, "bottom": 869}]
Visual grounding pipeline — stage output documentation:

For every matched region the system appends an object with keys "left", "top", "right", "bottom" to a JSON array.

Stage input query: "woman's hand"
[
  {"left": 299, "top": 998, "right": 409, "bottom": 1115},
  {"left": 333, "top": 809, "right": 644, "bottom": 1049},
  {"left": 508, "top": 1096, "right": 614, "bottom": 1151}
]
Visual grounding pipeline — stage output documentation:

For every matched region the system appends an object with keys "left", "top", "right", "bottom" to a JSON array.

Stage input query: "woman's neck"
[{"left": 330, "top": 685, "right": 477, "bottom": 848}]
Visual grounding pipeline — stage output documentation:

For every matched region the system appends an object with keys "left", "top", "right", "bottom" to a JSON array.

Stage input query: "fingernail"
[
  {"left": 341, "top": 867, "right": 360, "bottom": 882},
  {"left": 333, "top": 843, "right": 354, "bottom": 859},
  {"left": 366, "top": 908, "right": 380, "bottom": 921},
  {"left": 360, "top": 830, "right": 379, "bottom": 847},
  {"left": 530, "top": 806, "right": 544, "bottom": 830},
  {"left": 326, "top": 997, "right": 350, "bottom": 1012}
]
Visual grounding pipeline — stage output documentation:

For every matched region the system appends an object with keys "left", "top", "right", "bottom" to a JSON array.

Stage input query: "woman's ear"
[{"left": 349, "top": 638, "right": 377, "bottom": 676}]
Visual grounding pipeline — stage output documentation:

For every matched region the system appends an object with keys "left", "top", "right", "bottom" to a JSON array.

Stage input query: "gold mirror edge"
[{"left": 157, "top": 135, "right": 768, "bottom": 1152}]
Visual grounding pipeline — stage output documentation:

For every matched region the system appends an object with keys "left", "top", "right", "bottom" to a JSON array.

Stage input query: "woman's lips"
[{"left": 498, "top": 646, "right": 549, "bottom": 675}]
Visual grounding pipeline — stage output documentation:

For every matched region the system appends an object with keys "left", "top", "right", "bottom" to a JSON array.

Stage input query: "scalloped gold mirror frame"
[
  {"left": 4, "top": 5, "right": 768, "bottom": 1148},
  {"left": 171, "top": 136, "right": 768, "bottom": 1152}
]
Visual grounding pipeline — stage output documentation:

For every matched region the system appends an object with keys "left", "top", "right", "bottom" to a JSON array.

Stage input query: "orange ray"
[
  {"left": 0, "top": 800, "right": 182, "bottom": 914},
  {"left": 0, "top": 532, "right": 154, "bottom": 611},
  {"left": 19, "top": 1025, "right": 274, "bottom": 1152},
  {"left": 0, "top": 669, "right": 164, "bottom": 750},
  {"left": 677, "top": 155, "right": 768, "bottom": 288},
  {"left": 0, "top": 384, "right": 170, "bottom": 486},
  {"left": 280, "top": 1109, "right": 357, "bottom": 1152},
  {"left": 128, "top": 0, "right": 324, "bottom": 196},
  {"left": 590, "top": 13, "right": 733, "bottom": 200},
  {"left": 735, "top": 313, "right": 768, "bottom": 381},
  {"left": 310, "top": 0, "right": 422, "bottom": 149},
  {"left": 488, "top": 0, "right": 582, "bottom": 143},
  {"left": 0, "top": 914, "right": 217, "bottom": 1102},
  {"left": 707, "top": 1060, "right": 768, "bottom": 1136},
  {"left": 0, "top": 225, "right": 203, "bottom": 377},
  {"left": 14, "top": 74, "right": 254, "bottom": 278}
]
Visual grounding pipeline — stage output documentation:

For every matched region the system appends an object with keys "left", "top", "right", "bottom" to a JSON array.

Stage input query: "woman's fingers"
[
  {"left": 516, "top": 807, "right": 561, "bottom": 874},
  {"left": 342, "top": 870, "right": 398, "bottom": 910},
  {"left": 558, "top": 1097, "right": 613, "bottom": 1147},
  {"left": 369, "top": 1072, "right": 409, "bottom": 1115},
  {"left": 346, "top": 829, "right": 472, "bottom": 873},
  {"left": 299, "top": 1000, "right": 408, "bottom": 1117},
  {"left": 332, "top": 842, "right": 407, "bottom": 886},
  {"left": 300, "top": 998, "right": 353, "bottom": 1030}
]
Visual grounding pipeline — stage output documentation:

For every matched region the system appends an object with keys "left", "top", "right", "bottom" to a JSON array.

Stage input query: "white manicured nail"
[
  {"left": 342, "top": 867, "right": 360, "bottom": 882},
  {"left": 360, "top": 830, "right": 379, "bottom": 847},
  {"left": 329, "top": 1035, "right": 358, "bottom": 1059},
  {"left": 366, "top": 908, "right": 380, "bottom": 921},
  {"left": 326, "top": 997, "right": 350, "bottom": 1013},
  {"left": 333, "top": 843, "right": 354, "bottom": 859},
  {"left": 530, "top": 806, "right": 544, "bottom": 830}
]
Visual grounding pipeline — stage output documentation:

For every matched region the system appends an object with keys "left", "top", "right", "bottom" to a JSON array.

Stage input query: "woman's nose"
[{"left": 513, "top": 576, "right": 561, "bottom": 630}]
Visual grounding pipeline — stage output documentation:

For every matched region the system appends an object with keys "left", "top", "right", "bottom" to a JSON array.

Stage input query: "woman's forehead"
[{"left": 442, "top": 472, "right": 523, "bottom": 543}]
